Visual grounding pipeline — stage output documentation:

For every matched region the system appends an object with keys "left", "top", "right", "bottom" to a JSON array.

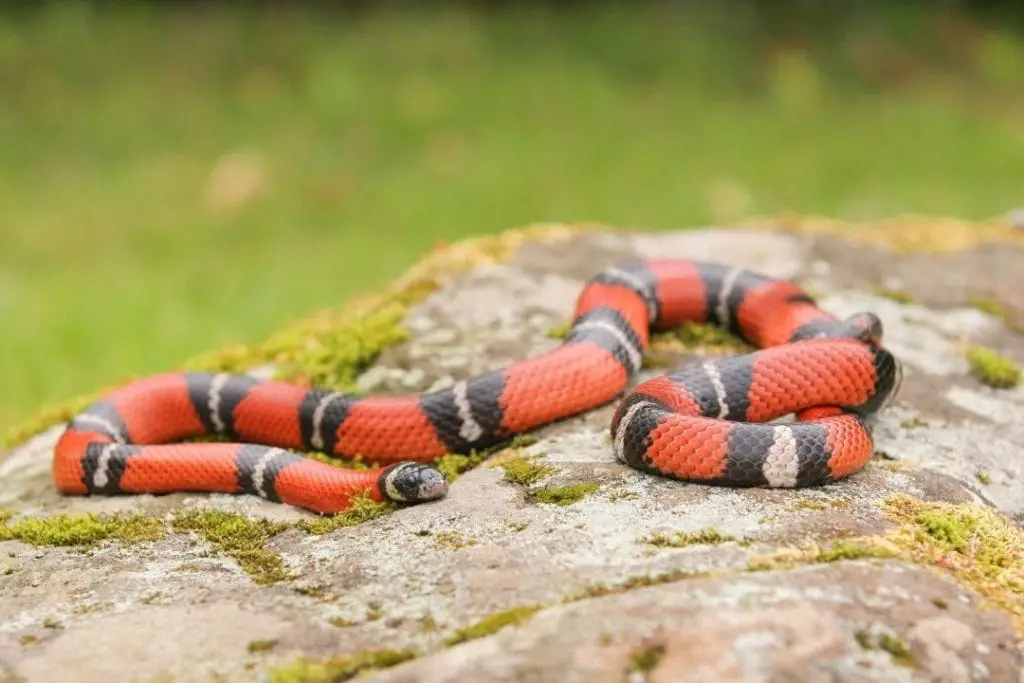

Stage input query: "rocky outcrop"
[{"left": 1, "top": 221, "right": 1022, "bottom": 683}]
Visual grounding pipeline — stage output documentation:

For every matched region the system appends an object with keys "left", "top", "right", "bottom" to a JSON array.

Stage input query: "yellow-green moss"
[
  {"left": 641, "top": 528, "right": 736, "bottom": 548},
  {"left": 267, "top": 648, "right": 419, "bottom": 683},
  {"left": 976, "top": 470, "right": 993, "bottom": 485},
  {"left": 528, "top": 482, "right": 599, "bottom": 506},
  {"left": 900, "top": 416, "right": 929, "bottom": 429},
  {"left": 295, "top": 494, "right": 395, "bottom": 536},
  {"left": 246, "top": 639, "right": 278, "bottom": 654},
  {"left": 435, "top": 451, "right": 488, "bottom": 482},
  {"left": 746, "top": 537, "right": 900, "bottom": 572},
  {"left": 444, "top": 605, "right": 541, "bottom": 646},
  {"left": 568, "top": 568, "right": 709, "bottom": 601},
  {"left": 763, "top": 212, "right": 1024, "bottom": 255},
  {"left": 965, "top": 345, "right": 1021, "bottom": 389},
  {"left": 2, "top": 223, "right": 585, "bottom": 453},
  {"left": 499, "top": 455, "right": 556, "bottom": 486},
  {"left": 871, "top": 286, "right": 918, "bottom": 304},
  {"left": 628, "top": 643, "right": 666, "bottom": 672},
  {"left": 792, "top": 499, "right": 850, "bottom": 512},
  {"left": 171, "top": 509, "right": 291, "bottom": 585},
  {"left": 0, "top": 512, "right": 165, "bottom": 547},
  {"left": 432, "top": 531, "right": 477, "bottom": 550},
  {"left": 885, "top": 496, "right": 1024, "bottom": 636},
  {"left": 546, "top": 322, "right": 571, "bottom": 339},
  {"left": 854, "top": 628, "right": 916, "bottom": 667}
]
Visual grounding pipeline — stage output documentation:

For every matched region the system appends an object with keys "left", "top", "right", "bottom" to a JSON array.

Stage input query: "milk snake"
[{"left": 53, "top": 259, "right": 902, "bottom": 515}]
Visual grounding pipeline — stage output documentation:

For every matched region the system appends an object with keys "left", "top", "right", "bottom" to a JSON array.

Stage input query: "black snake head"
[{"left": 380, "top": 462, "right": 449, "bottom": 503}]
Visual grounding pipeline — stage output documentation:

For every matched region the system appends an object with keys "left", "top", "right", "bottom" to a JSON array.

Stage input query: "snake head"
[
  {"left": 840, "top": 312, "right": 885, "bottom": 346},
  {"left": 380, "top": 462, "right": 448, "bottom": 504}
]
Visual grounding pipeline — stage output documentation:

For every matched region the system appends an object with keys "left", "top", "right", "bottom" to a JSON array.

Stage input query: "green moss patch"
[
  {"left": 629, "top": 643, "right": 666, "bottom": 673},
  {"left": 171, "top": 509, "right": 291, "bottom": 585},
  {"left": 435, "top": 451, "right": 488, "bottom": 482},
  {"left": 247, "top": 639, "right": 278, "bottom": 654},
  {"left": 965, "top": 345, "right": 1021, "bottom": 389},
  {"left": 854, "top": 628, "right": 916, "bottom": 667},
  {"left": 528, "top": 482, "right": 599, "bottom": 506},
  {"left": 0, "top": 512, "right": 165, "bottom": 547},
  {"left": 746, "top": 538, "right": 900, "bottom": 572},
  {"left": 268, "top": 648, "right": 419, "bottom": 683},
  {"left": 431, "top": 531, "right": 477, "bottom": 550},
  {"left": 296, "top": 495, "right": 395, "bottom": 536},
  {"left": 871, "top": 286, "right": 918, "bottom": 304},
  {"left": 499, "top": 455, "right": 556, "bottom": 486},
  {"left": 569, "top": 568, "right": 710, "bottom": 601},
  {"left": 886, "top": 495, "right": 1024, "bottom": 633},
  {"left": 444, "top": 605, "right": 541, "bottom": 646},
  {"left": 641, "top": 528, "right": 736, "bottom": 548}
]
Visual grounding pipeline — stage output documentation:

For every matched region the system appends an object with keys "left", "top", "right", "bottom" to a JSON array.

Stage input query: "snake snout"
[
  {"left": 381, "top": 462, "right": 449, "bottom": 503},
  {"left": 841, "top": 312, "right": 884, "bottom": 346}
]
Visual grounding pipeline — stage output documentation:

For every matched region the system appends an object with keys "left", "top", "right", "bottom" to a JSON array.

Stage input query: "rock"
[{"left": 1, "top": 222, "right": 1023, "bottom": 682}]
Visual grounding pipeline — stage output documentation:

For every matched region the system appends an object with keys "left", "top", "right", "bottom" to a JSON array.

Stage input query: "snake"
[{"left": 52, "top": 259, "right": 902, "bottom": 515}]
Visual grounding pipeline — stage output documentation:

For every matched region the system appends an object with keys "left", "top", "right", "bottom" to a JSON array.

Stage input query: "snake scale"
[{"left": 53, "top": 259, "right": 903, "bottom": 514}]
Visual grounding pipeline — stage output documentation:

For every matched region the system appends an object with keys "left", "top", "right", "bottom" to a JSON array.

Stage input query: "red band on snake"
[{"left": 52, "top": 260, "right": 902, "bottom": 515}]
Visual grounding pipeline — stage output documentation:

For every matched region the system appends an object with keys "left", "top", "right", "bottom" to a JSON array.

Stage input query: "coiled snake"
[{"left": 53, "top": 259, "right": 902, "bottom": 514}]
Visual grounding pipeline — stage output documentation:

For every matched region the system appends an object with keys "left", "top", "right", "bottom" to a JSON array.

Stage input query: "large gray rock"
[{"left": 1, "top": 223, "right": 1022, "bottom": 683}]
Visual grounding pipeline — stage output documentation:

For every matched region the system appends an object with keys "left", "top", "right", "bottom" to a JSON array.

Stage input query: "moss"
[
  {"left": 642, "top": 528, "right": 736, "bottom": 548},
  {"left": 546, "top": 322, "right": 571, "bottom": 339},
  {"left": 499, "top": 455, "right": 556, "bottom": 486},
  {"left": 628, "top": 643, "right": 665, "bottom": 672},
  {"left": 418, "top": 613, "right": 439, "bottom": 632},
  {"left": 528, "top": 482, "right": 599, "bottom": 506},
  {"left": 642, "top": 322, "right": 750, "bottom": 367},
  {"left": 295, "top": 494, "right": 395, "bottom": 536},
  {"left": 765, "top": 213, "right": 1024, "bottom": 255},
  {"left": 171, "top": 509, "right": 291, "bottom": 585},
  {"left": 267, "top": 648, "right": 418, "bottom": 683},
  {"left": 976, "top": 470, "right": 993, "bottom": 485},
  {"left": 328, "top": 617, "right": 357, "bottom": 628},
  {"left": 793, "top": 499, "right": 849, "bottom": 512},
  {"left": 900, "top": 417, "right": 929, "bottom": 429},
  {"left": 747, "top": 537, "right": 899, "bottom": 572},
  {"left": 247, "top": 639, "right": 278, "bottom": 654},
  {"left": 854, "top": 628, "right": 916, "bottom": 667},
  {"left": 507, "top": 521, "right": 529, "bottom": 531},
  {"left": 569, "top": 568, "right": 710, "bottom": 601},
  {"left": 2, "top": 223, "right": 584, "bottom": 453},
  {"left": 871, "top": 286, "right": 918, "bottom": 304},
  {"left": 435, "top": 451, "right": 488, "bottom": 482},
  {"left": 444, "top": 605, "right": 541, "bottom": 646},
  {"left": 0, "top": 512, "right": 165, "bottom": 547},
  {"left": 18, "top": 635, "right": 37, "bottom": 646},
  {"left": 885, "top": 495, "right": 1024, "bottom": 633},
  {"left": 931, "top": 596, "right": 949, "bottom": 609},
  {"left": 815, "top": 539, "right": 900, "bottom": 563},
  {"left": 965, "top": 344, "right": 1021, "bottom": 389},
  {"left": 432, "top": 531, "right": 477, "bottom": 550}
]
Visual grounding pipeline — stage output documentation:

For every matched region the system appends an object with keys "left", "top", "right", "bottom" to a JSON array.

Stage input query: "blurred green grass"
[{"left": 2, "top": 1, "right": 1024, "bottom": 431}]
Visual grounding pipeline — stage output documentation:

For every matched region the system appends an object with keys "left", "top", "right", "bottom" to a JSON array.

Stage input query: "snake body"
[{"left": 53, "top": 259, "right": 902, "bottom": 514}]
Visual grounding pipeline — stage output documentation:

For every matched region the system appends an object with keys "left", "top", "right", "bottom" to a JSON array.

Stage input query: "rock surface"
[{"left": 2, "top": 222, "right": 1023, "bottom": 683}]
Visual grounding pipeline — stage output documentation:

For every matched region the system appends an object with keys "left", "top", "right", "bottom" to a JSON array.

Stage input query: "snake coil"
[{"left": 53, "top": 259, "right": 902, "bottom": 514}]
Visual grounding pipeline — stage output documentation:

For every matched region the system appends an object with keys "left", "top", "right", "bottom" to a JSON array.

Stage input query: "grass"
[{"left": 3, "top": 2, "right": 1024, "bottom": 430}]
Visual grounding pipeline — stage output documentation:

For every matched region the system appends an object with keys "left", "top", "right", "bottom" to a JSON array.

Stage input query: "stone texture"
[{"left": 1, "top": 224, "right": 1023, "bottom": 682}]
